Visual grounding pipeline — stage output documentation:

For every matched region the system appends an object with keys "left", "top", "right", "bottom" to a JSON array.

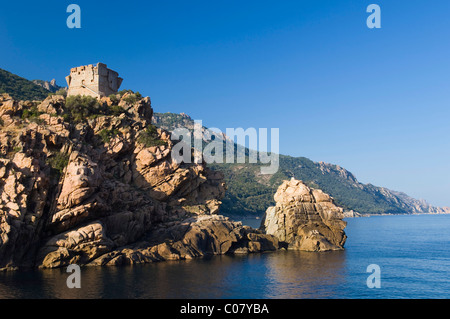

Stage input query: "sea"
[{"left": 0, "top": 214, "right": 449, "bottom": 299}]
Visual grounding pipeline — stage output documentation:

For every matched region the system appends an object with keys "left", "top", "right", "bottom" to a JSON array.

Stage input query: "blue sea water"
[{"left": 0, "top": 214, "right": 449, "bottom": 299}]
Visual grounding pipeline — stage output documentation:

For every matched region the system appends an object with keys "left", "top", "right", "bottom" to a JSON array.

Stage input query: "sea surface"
[{"left": 1, "top": 214, "right": 450, "bottom": 299}]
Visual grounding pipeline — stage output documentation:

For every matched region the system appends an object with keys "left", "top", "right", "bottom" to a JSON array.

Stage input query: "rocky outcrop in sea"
[{"left": 261, "top": 178, "right": 347, "bottom": 251}]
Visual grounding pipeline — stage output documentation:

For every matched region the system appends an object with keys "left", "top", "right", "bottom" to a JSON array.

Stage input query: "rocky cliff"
[
  {"left": 32, "top": 79, "right": 63, "bottom": 94},
  {"left": 261, "top": 178, "right": 347, "bottom": 251},
  {"left": 0, "top": 93, "right": 278, "bottom": 270}
]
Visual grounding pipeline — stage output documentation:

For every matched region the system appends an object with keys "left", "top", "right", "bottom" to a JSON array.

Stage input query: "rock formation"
[
  {"left": 32, "top": 79, "right": 63, "bottom": 93},
  {"left": 261, "top": 178, "right": 347, "bottom": 251},
  {"left": 0, "top": 90, "right": 350, "bottom": 271},
  {"left": 0, "top": 92, "right": 278, "bottom": 270}
]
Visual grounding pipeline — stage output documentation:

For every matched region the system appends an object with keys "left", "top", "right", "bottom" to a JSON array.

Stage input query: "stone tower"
[{"left": 65, "top": 63, "right": 123, "bottom": 98}]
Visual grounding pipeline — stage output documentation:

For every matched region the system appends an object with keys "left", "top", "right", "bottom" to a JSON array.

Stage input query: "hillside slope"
[
  {"left": 153, "top": 112, "right": 450, "bottom": 216},
  {"left": 0, "top": 68, "right": 50, "bottom": 101}
]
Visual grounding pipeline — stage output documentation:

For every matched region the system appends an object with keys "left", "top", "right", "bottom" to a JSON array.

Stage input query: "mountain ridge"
[
  {"left": 31, "top": 79, "right": 64, "bottom": 93},
  {"left": 152, "top": 111, "right": 450, "bottom": 216}
]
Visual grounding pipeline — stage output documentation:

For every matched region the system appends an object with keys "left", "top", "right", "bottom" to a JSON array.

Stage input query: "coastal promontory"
[
  {"left": 0, "top": 92, "right": 280, "bottom": 270},
  {"left": 1, "top": 85, "right": 347, "bottom": 270}
]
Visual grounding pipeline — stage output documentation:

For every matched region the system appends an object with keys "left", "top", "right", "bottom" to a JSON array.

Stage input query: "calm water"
[{"left": 1, "top": 214, "right": 450, "bottom": 299}]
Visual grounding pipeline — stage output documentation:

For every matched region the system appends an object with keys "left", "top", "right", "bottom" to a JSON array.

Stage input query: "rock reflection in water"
[
  {"left": 0, "top": 250, "right": 346, "bottom": 299},
  {"left": 263, "top": 250, "right": 346, "bottom": 298}
]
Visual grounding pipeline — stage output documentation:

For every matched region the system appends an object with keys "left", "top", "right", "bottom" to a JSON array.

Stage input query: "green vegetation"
[
  {"left": 153, "top": 112, "right": 422, "bottom": 216},
  {"left": 65, "top": 95, "right": 100, "bottom": 123},
  {"left": 0, "top": 68, "right": 50, "bottom": 101},
  {"left": 64, "top": 95, "right": 127, "bottom": 123},
  {"left": 123, "top": 93, "right": 142, "bottom": 104},
  {"left": 116, "top": 90, "right": 142, "bottom": 104},
  {"left": 49, "top": 88, "right": 68, "bottom": 97},
  {"left": 110, "top": 104, "right": 126, "bottom": 116},
  {"left": 209, "top": 163, "right": 278, "bottom": 215},
  {"left": 98, "top": 128, "right": 120, "bottom": 144},
  {"left": 211, "top": 154, "right": 412, "bottom": 216},
  {"left": 118, "top": 89, "right": 142, "bottom": 98},
  {"left": 153, "top": 112, "right": 193, "bottom": 130},
  {"left": 21, "top": 104, "right": 42, "bottom": 121},
  {"left": 46, "top": 152, "right": 69, "bottom": 178},
  {"left": 109, "top": 94, "right": 120, "bottom": 105},
  {"left": 4, "top": 145, "right": 23, "bottom": 160},
  {"left": 0, "top": 68, "right": 134, "bottom": 126},
  {"left": 137, "top": 125, "right": 167, "bottom": 147},
  {"left": 12, "top": 146, "right": 22, "bottom": 153}
]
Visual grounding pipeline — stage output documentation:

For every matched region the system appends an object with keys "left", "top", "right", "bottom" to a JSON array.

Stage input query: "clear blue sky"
[{"left": 1, "top": 0, "right": 449, "bottom": 206}]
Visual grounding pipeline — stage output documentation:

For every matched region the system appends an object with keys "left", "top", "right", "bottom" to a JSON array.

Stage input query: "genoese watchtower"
[{"left": 65, "top": 63, "right": 123, "bottom": 98}]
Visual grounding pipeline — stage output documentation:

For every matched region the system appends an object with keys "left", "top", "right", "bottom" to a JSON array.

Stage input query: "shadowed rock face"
[
  {"left": 0, "top": 93, "right": 279, "bottom": 270},
  {"left": 261, "top": 178, "right": 347, "bottom": 251}
]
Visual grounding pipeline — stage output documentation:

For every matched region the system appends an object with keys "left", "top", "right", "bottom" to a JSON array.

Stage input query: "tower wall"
[{"left": 65, "top": 63, "right": 123, "bottom": 98}]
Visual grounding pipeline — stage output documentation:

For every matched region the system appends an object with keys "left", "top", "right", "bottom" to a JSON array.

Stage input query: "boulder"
[
  {"left": 37, "top": 95, "right": 65, "bottom": 115},
  {"left": 89, "top": 215, "right": 279, "bottom": 266},
  {"left": 261, "top": 178, "right": 347, "bottom": 251}
]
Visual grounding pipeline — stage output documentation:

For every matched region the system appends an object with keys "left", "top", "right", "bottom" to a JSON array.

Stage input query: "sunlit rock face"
[
  {"left": 0, "top": 92, "right": 280, "bottom": 270},
  {"left": 261, "top": 178, "right": 347, "bottom": 252}
]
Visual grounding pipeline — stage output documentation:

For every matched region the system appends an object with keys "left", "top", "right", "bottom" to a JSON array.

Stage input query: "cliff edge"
[{"left": 0, "top": 93, "right": 278, "bottom": 270}]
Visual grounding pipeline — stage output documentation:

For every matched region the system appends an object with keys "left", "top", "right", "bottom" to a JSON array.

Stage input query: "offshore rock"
[{"left": 261, "top": 178, "right": 347, "bottom": 251}]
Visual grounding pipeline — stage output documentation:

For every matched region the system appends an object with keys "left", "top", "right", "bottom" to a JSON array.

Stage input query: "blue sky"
[{"left": 1, "top": 1, "right": 449, "bottom": 206}]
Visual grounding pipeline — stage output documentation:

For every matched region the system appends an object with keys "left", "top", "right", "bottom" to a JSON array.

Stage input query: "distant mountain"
[
  {"left": 32, "top": 79, "right": 64, "bottom": 93},
  {"left": 0, "top": 68, "right": 50, "bottom": 101},
  {"left": 153, "top": 112, "right": 450, "bottom": 217}
]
